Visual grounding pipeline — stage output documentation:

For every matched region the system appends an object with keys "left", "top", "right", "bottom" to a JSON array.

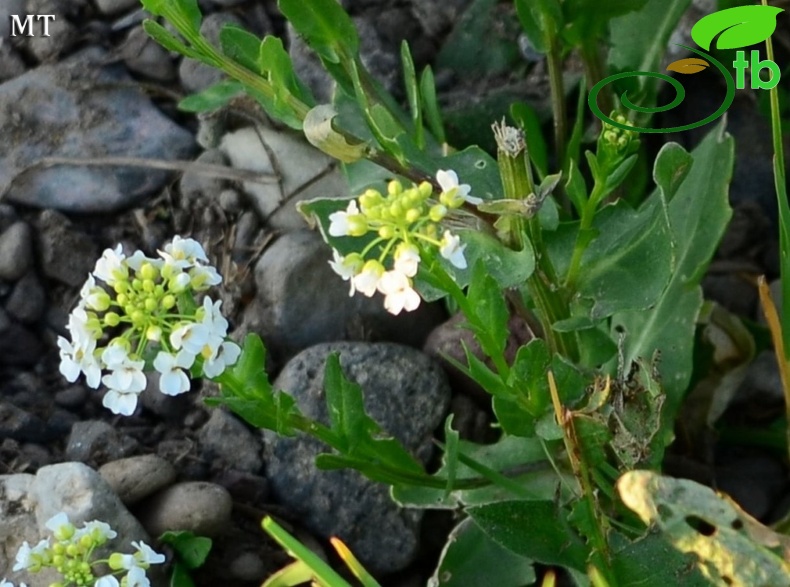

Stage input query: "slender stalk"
[
  {"left": 564, "top": 181, "right": 606, "bottom": 289},
  {"left": 546, "top": 34, "right": 567, "bottom": 166}
]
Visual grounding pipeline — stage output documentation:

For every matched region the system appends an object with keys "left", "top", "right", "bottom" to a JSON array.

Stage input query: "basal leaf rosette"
[
  {"left": 57, "top": 236, "right": 241, "bottom": 416},
  {"left": 301, "top": 169, "right": 481, "bottom": 315}
]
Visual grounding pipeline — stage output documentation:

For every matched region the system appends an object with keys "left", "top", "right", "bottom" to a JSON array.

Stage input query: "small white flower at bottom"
[
  {"left": 1, "top": 579, "right": 27, "bottom": 587},
  {"left": 353, "top": 261, "right": 384, "bottom": 297},
  {"left": 13, "top": 538, "right": 49, "bottom": 572},
  {"left": 440, "top": 231, "right": 468, "bottom": 269},
  {"left": 328, "top": 200, "right": 360, "bottom": 237},
  {"left": 329, "top": 250, "right": 361, "bottom": 296},
  {"left": 377, "top": 271, "right": 421, "bottom": 315},
  {"left": 436, "top": 169, "right": 482, "bottom": 205},
  {"left": 102, "top": 387, "right": 143, "bottom": 416},
  {"left": 94, "top": 577, "right": 120, "bottom": 587},
  {"left": 132, "top": 540, "right": 166, "bottom": 565},
  {"left": 153, "top": 350, "right": 194, "bottom": 396},
  {"left": 393, "top": 243, "right": 420, "bottom": 278}
]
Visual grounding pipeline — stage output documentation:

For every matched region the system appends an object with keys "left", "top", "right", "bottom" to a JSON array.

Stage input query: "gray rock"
[
  {"left": 179, "top": 148, "right": 229, "bottom": 204},
  {"left": 409, "top": 0, "right": 470, "bottom": 37},
  {"left": 136, "top": 481, "right": 233, "bottom": 538},
  {"left": 5, "top": 272, "right": 46, "bottom": 324},
  {"left": 198, "top": 409, "right": 264, "bottom": 473},
  {"left": 0, "top": 309, "right": 44, "bottom": 366},
  {"left": 0, "top": 0, "right": 26, "bottom": 39},
  {"left": 735, "top": 350, "right": 785, "bottom": 406},
  {"left": 99, "top": 455, "right": 177, "bottom": 506},
  {"left": 1, "top": 48, "right": 195, "bottom": 213},
  {"left": 36, "top": 210, "right": 98, "bottom": 287},
  {"left": 242, "top": 230, "right": 445, "bottom": 364},
  {"left": 94, "top": 0, "right": 139, "bottom": 15},
  {"left": 178, "top": 13, "right": 243, "bottom": 93},
  {"left": 54, "top": 384, "right": 88, "bottom": 408},
  {"left": 65, "top": 420, "right": 139, "bottom": 464},
  {"left": 1, "top": 463, "right": 161, "bottom": 584},
  {"left": 218, "top": 188, "right": 242, "bottom": 214},
  {"left": 119, "top": 25, "right": 177, "bottom": 82},
  {"left": 219, "top": 126, "right": 349, "bottom": 230},
  {"left": 265, "top": 342, "right": 451, "bottom": 574},
  {"left": 0, "top": 221, "right": 32, "bottom": 281},
  {"left": 0, "top": 402, "right": 50, "bottom": 442},
  {"left": 228, "top": 551, "right": 267, "bottom": 582},
  {"left": 0, "top": 41, "right": 27, "bottom": 82},
  {"left": 22, "top": 0, "right": 78, "bottom": 62}
]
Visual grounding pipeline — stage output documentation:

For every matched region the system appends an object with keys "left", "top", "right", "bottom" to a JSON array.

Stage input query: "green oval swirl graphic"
[{"left": 588, "top": 45, "right": 736, "bottom": 134}]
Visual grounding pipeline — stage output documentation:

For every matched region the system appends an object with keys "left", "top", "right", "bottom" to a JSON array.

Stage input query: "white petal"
[{"left": 102, "top": 389, "right": 139, "bottom": 416}]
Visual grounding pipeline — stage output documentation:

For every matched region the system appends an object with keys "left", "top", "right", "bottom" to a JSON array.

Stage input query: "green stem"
[
  {"left": 581, "top": 42, "right": 610, "bottom": 112},
  {"left": 546, "top": 33, "right": 567, "bottom": 168},
  {"left": 564, "top": 181, "right": 605, "bottom": 289}
]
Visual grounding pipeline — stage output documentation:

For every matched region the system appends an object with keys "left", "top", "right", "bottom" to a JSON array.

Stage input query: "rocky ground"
[{"left": 0, "top": 0, "right": 788, "bottom": 586}]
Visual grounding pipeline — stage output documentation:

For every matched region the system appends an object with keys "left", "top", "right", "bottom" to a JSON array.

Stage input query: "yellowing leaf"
[
  {"left": 666, "top": 57, "right": 710, "bottom": 74},
  {"left": 617, "top": 471, "right": 790, "bottom": 586}
]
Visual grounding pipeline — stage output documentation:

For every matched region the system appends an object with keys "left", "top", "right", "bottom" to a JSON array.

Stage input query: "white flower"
[
  {"left": 439, "top": 231, "right": 468, "bottom": 269},
  {"left": 189, "top": 264, "right": 222, "bottom": 290},
  {"left": 45, "top": 512, "right": 70, "bottom": 532},
  {"left": 153, "top": 350, "right": 193, "bottom": 396},
  {"left": 328, "top": 250, "right": 363, "bottom": 296},
  {"left": 1, "top": 579, "right": 27, "bottom": 587},
  {"left": 393, "top": 243, "right": 420, "bottom": 278},
  {"left": 58, "top": 335, "right": 101, "bottom": 389},
  {"left": 436, "top": 169, "right": 482, "bottom": 205},
  {"left": 13, "top": 538, "right": 49, "bottom": 572},
  {"left": 93, "top": 245, "right": 127, "bottom": 285},
  {"left": 76, "top": 520, "right": 117, "bottom": 541},
  {"left": 203, "top": 341, "right": 241, "bottom": 378},
  {"left": 94, "top": 577, "right": 120, "bottom": 587},
  {"left": 102, "top": 386, "right": 142, "bottom": 416},
  {"left": 200, "top": 297, "right": 229, "bottom": 338},
  {"left": 170, "top": 322, "right": 210, "bottom": 356},
  {"left": 132, "top": 540, "right": 166, "bottom": 566},
  {"left": 159, "top": 236, "right": 208, "bottom": 269},
  {"left": 125, "top": 250, "right": 161, "bottom": 272},
  {"left": 353, "top": 261, "right": 384, "bottom": 297},
  {"left": 328, "top": 200, "right": 360, "bottom": 237},
  {"left": 125, "top": 566, "right": 150, "bottom": 587},
  {"left": 377, "top": 270, "right": 421, "bottom": 315}
]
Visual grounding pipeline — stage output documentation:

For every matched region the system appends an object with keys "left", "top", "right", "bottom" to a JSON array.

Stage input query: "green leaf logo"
[{"left": 691, "top": 5, "right": 784, "bottom": 51}]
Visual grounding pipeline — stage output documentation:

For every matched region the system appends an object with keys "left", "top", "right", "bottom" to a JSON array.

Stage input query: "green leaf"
[
  {"left": 220, "top": 25, "right": 261, "bottom": 73},
  {"left": 547, "top": 196, "right": 673, "bottom": 320},
  {"left": 651, "top": 142, "right": 694, "bottom": 202},
  {"left": 392, "top": 435, "right": 557, "bottom": 508},
  {"left": 466, "top": 262, "right": 509, "bottom": 359},
  {"left": 321, "top": 354, "right": 424, "bottom": 475},
  {"left": 400, "top": 41, "right": 423, "bottom": 148},
  {"left": 160, "top": 531, "right": 212, "bottom": 570},
  {"left": 420, "top": 66, "right": 446, "bottom": 145},
  {"left": 260, "top": 35, "right": 315, "bottom": 107},
  {"left": 618, "top": 471, "right": 790, "bottom": 586},
  {"left": 612, "top": 122, "right": 734, "bottom": 418},
  {"left": 467, "top": 500, "right": 589, "bottom": 570},
  {"left": 437, "top": 0, "right": 521, "bottom": 75},
  {"left": 442, "top": 147, "right": 501, "bottom": 201},
  {"left": 562, "top": 0, "right": 648, "bottom": 46},
  {"left": 515, "top": 0, "right": 563, "bottom": 54},
  {"left": 142, "top": 20, "right": 199, "bottom": 59},
  {"left": 610, "top": 532, "right": 710, "bottom": 586},
  {"left": 278, "top": 0, "right": 359, "bottom": 64},
  {"left": 140, "top": 0, "right": 166, "bottom": 15},
  {"left": 691, "top": 5, "right": 784, "bottom": 51},
  {"left": 608, "top": 0, "right": 692, "bottom": 106},
  {"left": 169, "top": 562, "right": 196, "bottom": 587},
  {"left": 178, "top": 80, "right": 244, "bottom": 112},
  {"left": 431, "top": 518, "right": 536, "bottom": 587}
]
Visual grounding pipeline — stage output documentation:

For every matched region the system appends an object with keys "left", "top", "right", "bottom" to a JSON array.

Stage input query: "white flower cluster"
[
  {"left": 58, "top": 237, "right": 241, "bottom": 416},
  {"left": 6, "top": 512, "right": 164, "bottom": 587},
  {"left": 327, "top": 170, "right": 477, "bottom": 315}
]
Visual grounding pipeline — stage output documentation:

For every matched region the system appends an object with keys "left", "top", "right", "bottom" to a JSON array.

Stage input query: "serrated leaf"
[
  {"left": 468, "top": 500, "right": 589, "bottom": 570},
  {"left": 430, "top": 518, "right": 536, "bottom": 587},
  {"left": 691, "top": 5, "right": 784, "bottom": 51},
  {"left": 618, "top": 471, "right": 790, "bottom": 586},
  {"left": 179, "top": 80, "right": 244, "bottom": 112},
  {"left": 278, "top": 0, "right": 359, "bottom": 64}
]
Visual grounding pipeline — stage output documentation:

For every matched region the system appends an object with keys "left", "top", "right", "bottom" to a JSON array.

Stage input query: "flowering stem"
[{"left": 564, "top": 180, "right": 605, "bottom": 290}]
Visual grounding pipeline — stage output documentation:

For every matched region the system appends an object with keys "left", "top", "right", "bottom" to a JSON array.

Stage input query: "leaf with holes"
[{"left": 618, "top": 470, "right": 790, "bottom": 586}]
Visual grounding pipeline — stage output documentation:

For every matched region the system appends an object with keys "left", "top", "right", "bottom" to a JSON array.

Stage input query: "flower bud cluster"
[
  {"left": 601, "top": 112, "right": 637, "bottom": 151},
  {"left": 57, "top": 236, "right": 241, "bottom": 416},
  {"left": 6, "top": 513, "right": 164, "bottom": 587},
  {"left": 327, "top": 170, "right": 479, "bottom": 315}
]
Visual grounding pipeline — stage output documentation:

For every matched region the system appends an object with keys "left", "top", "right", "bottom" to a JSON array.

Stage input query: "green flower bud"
[
  {"left": 53, "top": 543, "right": 66, "bottom": 555},
  {"left": 53, "top": 553, "right": 65, "bottom": 566},
  {"left": 143, "top": 279, "right": 155, "bottom": 293},
  {"left": 429, "top": 204, "right": 447, "bottom": 222},
  {"left": 389, "top": 201, "right": 403, "bottom": 219},
  {"left": 418, "top": 181, "right": 433, "bottom": 198},
  {"left": 108, "top": 552, "right": 125, "bottom": 571},
  {"left": 116, "top": 293, "right": 127, "bottom": 306},
  {"left": 146, "top": 325, "right": 162, "bottom": 342},
  {"left": 144, "top": 298, "right": 158, "bottom": 312},
  {"left": 154, "top": 284, "right": 165, "bottom": 297},
  {"left": 66, "top": 543, "right": 80, "bottom": 557},
  {"left": 132, "top": 278, "right": 143, "bottom": 291},
  {"left": 113, "top": 281, "right": 127, "bottom": 295},
  {"left": 405, "top": 208, "right": 421, "bottom": 223},
  {"left": 347, "top": 216, "right": 368, "bottom": 237},
  {"left": 104, "top": 312, "right": 120, "bottom": 327},
  {"left": 131, "top": 310, "right": 146, "bottom": 326},
  {"left": 162, "top": 294, "right": 176, "bottom": 310},
  {"left": 378, "top": 225, "right": 395, "bottom": 239},
  {"left": 387, "top": 180, "right": 403, "bottom": 196},
  {"left": 139, "top": 262, "right": 158, "bottom": 281},
  {"left": 79, "top": 535, "right": 93, "bottom": 549},
  {"left": 359, "top": 190, "right": 382, "bottom": 212}
]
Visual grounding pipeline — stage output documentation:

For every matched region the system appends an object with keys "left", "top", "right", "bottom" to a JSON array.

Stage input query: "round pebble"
[{"left": 99, "top": 455, "right": 177, "bottom": 506}]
